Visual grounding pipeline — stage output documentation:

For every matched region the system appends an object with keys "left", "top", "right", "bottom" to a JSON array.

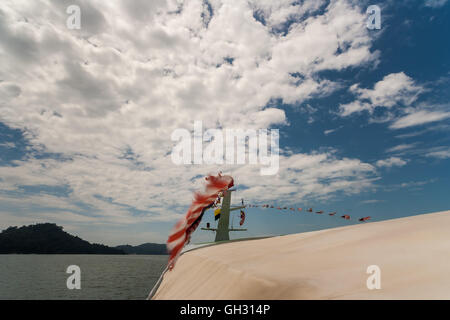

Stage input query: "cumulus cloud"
[
  {"left": 338, "top": 71, "right": 450, "bottom": 133},
  {"left": 235, "top": 150, "right": 378, "bottom": 204},
  {"left": 376, "top": 157, "right": 407, "bottom": 168},
  {"left": 0, "top": 0, "right": 379, "bottom": 237},
  {"left": 339, "top": 72, "right": 423, "bottom": 117}
]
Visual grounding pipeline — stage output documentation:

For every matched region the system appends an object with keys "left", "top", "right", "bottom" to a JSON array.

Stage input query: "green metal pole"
[{"left": 215, "top": 190, "right": 232, "bottom": 241}]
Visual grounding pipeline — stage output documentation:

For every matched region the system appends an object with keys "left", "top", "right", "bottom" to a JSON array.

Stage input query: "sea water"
[{"left": 0, "top": 254, "right": 168, "bottom": 299}]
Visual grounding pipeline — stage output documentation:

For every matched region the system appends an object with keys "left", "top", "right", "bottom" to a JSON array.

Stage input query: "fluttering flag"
[
  {"left": 166, "top": 173, "right": 234, "bottom": 270},
  {"left": 214, "top": 208, "right": 221, "bottom": 221},
  {"left": 240, "top": 210, "right": 246, "bottom": 226}
]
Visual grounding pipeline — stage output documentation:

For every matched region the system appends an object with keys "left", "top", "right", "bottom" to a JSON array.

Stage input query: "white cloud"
[
  {"left": 425, "top": 0, "right": 448, "bottom": 8},
  {"left": 389, "top": 110, "right": 450, "bottom": 129},
  {"left": 425, "top": 147, "right": 450, "bottom": 159},
  {"left": 360, "top": 199, "right": 384, "bottom": 204},
  {"left": 339, "top": 72, "right": 423, "bottom": 117},
  {"left": 0, "top": 0, "right": 379, "bottom": 240},
  {"left": 324, "top": 125, "right": 343, "bottom": 135},
  {"left": 339, "top": 100, "right": 372, "bottom": 117},
  {"left": 376, "top": 157, "right": 407, "bottom": 168},
  {"left": 324, "top": 129, "right": 336, "bottom": 135},
  {"left": 235, "top": 151, "right": 378, "bottom": 204},
  {"left": 248, "top": 0, "right": 326, "bottom": 29},
  {"left": 383, "top": 179, "right": 436, "bottom": 191},
  {"left": 0, "top": 142, "right": 16, "bottom": 148},
  {"left": 386, "top": 143, "right": 417, "bottom": 153}
]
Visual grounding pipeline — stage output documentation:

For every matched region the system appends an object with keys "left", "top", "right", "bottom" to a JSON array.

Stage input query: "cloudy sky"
[{"left": 0, "top": 0, "right": 449, "bottom": 245}]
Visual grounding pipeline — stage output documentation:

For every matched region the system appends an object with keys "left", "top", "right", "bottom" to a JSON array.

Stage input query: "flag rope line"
[{"left": 244, "top": 204, "right": 371, "bottom": 222}]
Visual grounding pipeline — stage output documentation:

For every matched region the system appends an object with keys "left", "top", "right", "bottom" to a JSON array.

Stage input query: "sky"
[{"left": 0, "top": 0, "right": 449, "bottom": 246}]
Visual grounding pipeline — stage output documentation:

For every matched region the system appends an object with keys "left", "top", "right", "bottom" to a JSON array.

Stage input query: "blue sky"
[{"left": 0, "top": 0, "right": 449, "bottom": 245}]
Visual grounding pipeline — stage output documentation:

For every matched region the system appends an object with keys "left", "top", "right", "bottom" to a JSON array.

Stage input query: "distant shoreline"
[{"left": 0, "top": 223, "right": 167, "bottom": 255}]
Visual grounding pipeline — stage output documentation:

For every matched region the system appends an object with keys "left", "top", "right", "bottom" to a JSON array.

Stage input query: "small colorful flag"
[{"left": 240, "top": 210, "right": 246, "bottom": 226}]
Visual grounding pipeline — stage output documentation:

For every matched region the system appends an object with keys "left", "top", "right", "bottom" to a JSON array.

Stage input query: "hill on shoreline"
[
  {"left": 0, "top": 223, "right": 124, "bottom": 254},
  {"left": 0, "top": 223, "right": 167, "bottom": 255},
  {"left": 116, "top": 243, "right": 167, "bottom": 255}
]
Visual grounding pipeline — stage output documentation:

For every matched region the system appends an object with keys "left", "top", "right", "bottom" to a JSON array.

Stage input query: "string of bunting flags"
[{"left": 245, "top": 204, "right": 371, "bottom": 222}]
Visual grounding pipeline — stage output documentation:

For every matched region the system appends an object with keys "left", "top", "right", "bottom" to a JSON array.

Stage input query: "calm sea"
[{"left": 0, "top": 254, "right": 168, "bottom": 300}]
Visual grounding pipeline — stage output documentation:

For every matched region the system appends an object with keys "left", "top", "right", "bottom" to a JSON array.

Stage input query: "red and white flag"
[{"left": 166, "top": 173, "right": 234, "bottom": 270}]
